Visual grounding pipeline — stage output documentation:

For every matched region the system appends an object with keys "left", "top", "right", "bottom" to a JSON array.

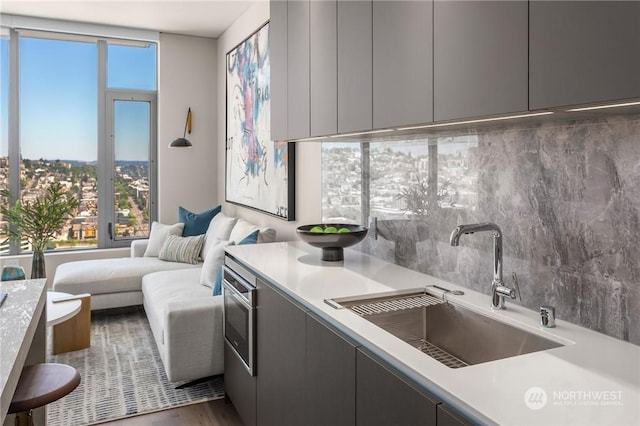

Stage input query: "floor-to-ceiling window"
[{"left": 0, "top": 25, "right": 157, "bottom": 255}]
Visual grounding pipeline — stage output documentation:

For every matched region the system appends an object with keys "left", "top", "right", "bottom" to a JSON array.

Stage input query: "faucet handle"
[{"left": 511, "top": 272, "right": 522, "bottom": 302}]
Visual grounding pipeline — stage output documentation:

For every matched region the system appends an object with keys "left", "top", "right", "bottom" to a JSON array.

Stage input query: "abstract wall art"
[{"left": 226, "top": 22, "right": 295, "bottom": 220}]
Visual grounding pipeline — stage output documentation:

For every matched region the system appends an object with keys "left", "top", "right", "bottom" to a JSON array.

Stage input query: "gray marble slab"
[
  {"left": 324, "top": 112, "right": 640, "bottom": 345},
  {"left": 0, "top": 278, "right": 47, "bottom": 423}
]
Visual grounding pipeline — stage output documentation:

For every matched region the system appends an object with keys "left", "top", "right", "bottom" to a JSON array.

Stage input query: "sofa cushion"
[
  {"left": 239, "top": 230, "right": 259, "bottom": 245},
  {"left": 201, "top": 213, "right": 237, "bottom": 259},
  {"left": 142, "top": 268, "right": 211, "bottom": 345},
  {"left": 159, "top": 234, "right": 205, "bottom": 264},
  {"left": 52, "top": 257, "right": 200, "bottom": 296},
  {"left": 178, "top": 205, "right": 221, "bottom": 237},
  {"left": 144, "top": 222, "right": 185, "bottom": 257},
  {"left": 201, "top": 239, "right": 234, "bottom": 288}
]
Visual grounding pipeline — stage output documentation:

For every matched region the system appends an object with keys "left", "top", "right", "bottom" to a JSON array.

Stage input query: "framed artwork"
[{"left": 225, "top": 21, "right": 295, "bottom": 221}]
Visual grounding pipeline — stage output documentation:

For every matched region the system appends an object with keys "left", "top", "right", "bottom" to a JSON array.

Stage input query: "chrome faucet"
[{"left": 450, "top": 222, "right": 518, "bottom": 309}]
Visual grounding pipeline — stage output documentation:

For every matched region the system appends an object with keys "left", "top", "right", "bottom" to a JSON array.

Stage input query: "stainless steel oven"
[{"left": 222, "top": 258, "right": 257, "bottom": 376}]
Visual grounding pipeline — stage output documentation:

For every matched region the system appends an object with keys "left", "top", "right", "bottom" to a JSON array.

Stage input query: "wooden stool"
[{"left": 8, "top": 363, "right": 80, "bottom": 426}]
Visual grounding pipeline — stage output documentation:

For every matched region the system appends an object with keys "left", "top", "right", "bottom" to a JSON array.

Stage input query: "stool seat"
[{"left": 8, "top": 363, "right": 80, "bottom": 414}]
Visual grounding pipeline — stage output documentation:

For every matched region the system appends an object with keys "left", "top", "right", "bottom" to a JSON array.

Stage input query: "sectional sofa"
[{"left": 52, "top": 211, "right": 275, "bottom": 383}]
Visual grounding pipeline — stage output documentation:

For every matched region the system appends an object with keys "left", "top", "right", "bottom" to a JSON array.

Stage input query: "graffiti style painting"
[{"left": 225, "top": 22, "right": 295, "bottom": 221}]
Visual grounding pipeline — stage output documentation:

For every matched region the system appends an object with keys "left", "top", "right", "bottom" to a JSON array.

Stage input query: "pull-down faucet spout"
[{"left": 450, "top": 222, "right": 517, "bottom": 309}]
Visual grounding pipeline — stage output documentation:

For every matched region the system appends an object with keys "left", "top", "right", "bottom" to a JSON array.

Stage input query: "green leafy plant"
[{"left": 1, "top": 183, "right": 78, "bottom": 277}]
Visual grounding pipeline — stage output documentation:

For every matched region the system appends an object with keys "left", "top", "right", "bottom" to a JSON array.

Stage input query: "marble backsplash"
[{"left": 322, "top": 112, "right": 640, "bottom": 345}]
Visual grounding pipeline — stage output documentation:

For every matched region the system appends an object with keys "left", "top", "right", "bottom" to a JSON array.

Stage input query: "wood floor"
[{"left": 99, "top": 399, "right": 243, "bottom": 426}]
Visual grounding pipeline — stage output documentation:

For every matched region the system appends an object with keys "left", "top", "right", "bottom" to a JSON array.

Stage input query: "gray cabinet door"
[
  {"left": 434, "top": 0, "right": 527, "bottom": 121},
  {"left": 373, "top": 0, "right": 433, "bottom": 129},
  {"left": 437, "top": 403, "right": 474, "bottom": 426},
  {"left": 305, "top": 313, "right": 356, "bottom": 426},
  {"left": 287, "top": 0, "right": 311, "bottom": 140},
  {"left": 310, "top": 0, "right": 337, "bottom": 137},
  {"left": 530, "top": 1, "right": 640, "bottom": 109},
  {"left": 338, "top": 0, "right": 372, "bottom": 134},
  {"left": 356, "top": 348, "right": 437, "bottom": 426},
  {"left": 256, "top": 279, "right": 306, "bottom": 425},
  {"left": 270, "top": 0, "right": 288, "bottom": 141},
  {"left": 224, "top": 341, "right": 257, "bottom": 426}
]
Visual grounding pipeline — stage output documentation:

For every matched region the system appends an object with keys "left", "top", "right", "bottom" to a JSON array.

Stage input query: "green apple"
[
  {"left": 324, "top": 226, "right": 338, "bottom": 233},
  {"left": 337, "top": 227, "right": 351, "bottom": 233},
  {"left": 309, "top": 226, "right": 324, "bottom": 233}
]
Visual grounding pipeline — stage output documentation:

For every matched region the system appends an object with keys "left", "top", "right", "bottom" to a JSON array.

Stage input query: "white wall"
[
  {"left": 158, "top": 33, "right": 218, "bottom": 223},
  {"left": 217, "top": 2, "right": 322, "bottom": 241}
]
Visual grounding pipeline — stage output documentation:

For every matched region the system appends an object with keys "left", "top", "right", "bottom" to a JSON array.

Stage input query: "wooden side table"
[{"left": 47, "top": 292, "right": 91, "bottom": 355}]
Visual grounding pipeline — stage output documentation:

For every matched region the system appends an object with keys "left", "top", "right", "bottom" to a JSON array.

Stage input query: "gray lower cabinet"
[
  {"left": 437, "top": 403, "right": 474, "bottom": 426},
  {"left": 434, "top": 0, "right": 527, "bottom": 121},
  {"left": 270, "top": 0, "right": 288, "bottom": 141},
  {"left": 356, "top": 348, "right": 438, "bottom": 426},
  {"left": 338, "top": 0, "right": 372, "bottom": 134},
  {"left": 224, "top": 341, "right": 256, "bottom": 426},
  {"left": 256, "top": 278, "right": 306, "bottom": 425},
  {"left": 287, "top": 0, "right": 310, "bottom": 140},
  {"left": 530, "top": 1, "right": 640, "bottom": 109},
  {"left": 373, "top": 0, "right": 433, "bottom": 129},
  {"left": 305, "top": 313, "right": 356, "bottom": 426}
]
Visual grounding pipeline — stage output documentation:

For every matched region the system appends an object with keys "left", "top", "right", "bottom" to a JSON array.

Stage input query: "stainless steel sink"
[{"left": 327, "top": 290, "right": 563, "bottom": 368}]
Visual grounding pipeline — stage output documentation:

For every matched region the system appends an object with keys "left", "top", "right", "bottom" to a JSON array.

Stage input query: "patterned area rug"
[{"left": 47, "top": 306, "right": 225, "bottom": 425}]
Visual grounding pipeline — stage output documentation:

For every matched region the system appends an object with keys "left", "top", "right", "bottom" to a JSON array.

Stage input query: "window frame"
[{"left": 2, "top": 27, "right": 158, "bottom": 255}]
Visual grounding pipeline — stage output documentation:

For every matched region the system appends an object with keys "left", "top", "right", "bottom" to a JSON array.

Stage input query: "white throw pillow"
[
  {"left": 159, "top": 234, "right": 205, "bottom": 265},
  {"left": 144, "top": 222, "right": 185, "bottom": 257},
  {"left": 201, "top": 213, "right": 238, "bottom": 259},
  {"left": 229, "top": 218, "right": 260, "bottom": 244},
  {"left": 201, "top": 239, "right": 235, "bottom": 287}
]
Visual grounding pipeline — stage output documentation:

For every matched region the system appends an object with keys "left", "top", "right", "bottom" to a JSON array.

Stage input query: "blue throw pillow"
[
  {"left": 213, "top": 267, "right": 224, "bottom": 296},
  {"left": 178, "top": 205, "right": 221, "bottom": 237},
  {"left": 238, "top": 229, "right": 259, "bottom": 245}
]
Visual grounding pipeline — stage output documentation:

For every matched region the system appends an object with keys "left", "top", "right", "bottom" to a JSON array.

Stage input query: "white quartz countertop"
[
  {"left": 0, "top": 278, "right": 47, "bottom": 423},
  {"left": 226, "top": 241, "right": 640, "bottom": 426}
]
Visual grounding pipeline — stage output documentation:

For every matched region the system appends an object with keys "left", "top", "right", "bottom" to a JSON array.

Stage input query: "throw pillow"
[
  {"left": 159, "top": 234, "right": 205, "bottom": 264},
  {"left": 238, "top": 229, "right": 259, "bottom": 245},
  {"left": 144, "top": 222, "right": 185, "bottom": 257},
  {"left": 201, "top": 213, "right": 238, "bottom": 259},
  {"left": 229, "top": 218, "right": 259, "bottom": 244},
  {"left": 213, "top": 267, "right": 225, "bottom": 296},
  {"left": 178, "top": 205, "right": 221, "bottom": 237},
  {"left": 201, "top": 239, "right": 234, "bottom": 287}
]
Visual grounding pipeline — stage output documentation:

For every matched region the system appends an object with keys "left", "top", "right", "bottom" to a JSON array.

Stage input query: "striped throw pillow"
[{"left": 159, "top": 234, "right": 205, "bottom": 264}]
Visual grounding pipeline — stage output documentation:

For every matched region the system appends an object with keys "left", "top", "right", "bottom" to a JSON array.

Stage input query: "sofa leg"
[{"left": 174, "top": 374, "right": 222, "bottom": 389}]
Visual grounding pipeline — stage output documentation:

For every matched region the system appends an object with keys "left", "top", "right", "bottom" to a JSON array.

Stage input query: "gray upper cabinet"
[
  {"left": 373, "top": 1, "right": 433, "bottom": 129},
  {"left": 434, "top": 1, "right": 528, "bottom": 121},
  {"left": 338, "top": 0, "right": 372, "bottom": 134},
  {"left": 530, "top": 1, "right": 640, "bottom": 110},
  {"left": 310, "top": 0, "right": 338, "bottom": 137},
  {"left": 270, "top": 0, "right": 287, "bottom": 141},
  {"left": 287, "top": 0, "right": 310, "bottom": 140}
]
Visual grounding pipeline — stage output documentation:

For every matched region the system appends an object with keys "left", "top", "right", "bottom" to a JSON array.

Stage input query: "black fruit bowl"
[{"left": 296, "top": 224, "right": 368, "bottom": 261}]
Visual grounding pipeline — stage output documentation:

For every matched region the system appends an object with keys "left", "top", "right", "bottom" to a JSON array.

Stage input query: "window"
[{"left": 1, "top": 27, "right": 157, "bottom": 255}]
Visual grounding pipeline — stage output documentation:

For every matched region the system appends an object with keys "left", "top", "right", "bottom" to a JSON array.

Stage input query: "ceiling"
[{"left": 0, "top": 0, "right": 261, "bottom": 38}]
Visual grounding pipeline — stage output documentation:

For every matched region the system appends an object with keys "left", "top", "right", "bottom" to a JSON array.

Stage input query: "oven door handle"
[{"left": 223, "top": 280, "right": 253, "bottom": 310}]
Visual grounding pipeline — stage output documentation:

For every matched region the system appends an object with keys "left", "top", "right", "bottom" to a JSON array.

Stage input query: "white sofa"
[{"left": 52, "top": 213, "right": 275, "bottom": 383}]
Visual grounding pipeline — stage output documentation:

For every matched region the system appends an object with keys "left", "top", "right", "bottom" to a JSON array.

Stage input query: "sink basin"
[{"left": 328, "top": 290, "right": 563, "bottom": 368}]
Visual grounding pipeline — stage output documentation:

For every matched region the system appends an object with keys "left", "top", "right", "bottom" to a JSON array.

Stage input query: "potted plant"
[{"left": 1, "top": 183, "right": 79, "bottom": 278}]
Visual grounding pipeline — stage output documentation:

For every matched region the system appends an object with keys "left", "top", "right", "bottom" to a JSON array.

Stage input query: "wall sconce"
[{"left": 169, "top": 107, "right": 193, "bottom": 147}]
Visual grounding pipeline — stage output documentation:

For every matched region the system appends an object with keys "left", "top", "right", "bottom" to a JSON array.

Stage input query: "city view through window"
[
  {"left": 321, "top": 136, "right": 479, "bottom": 224},
  {"left": 0, "top": 33, "right": 156, "bottom": 254}
]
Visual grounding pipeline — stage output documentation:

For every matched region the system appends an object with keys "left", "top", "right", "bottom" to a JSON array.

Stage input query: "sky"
[{"left": 1, "top": 35, "right": 156, "bottom": 162}]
